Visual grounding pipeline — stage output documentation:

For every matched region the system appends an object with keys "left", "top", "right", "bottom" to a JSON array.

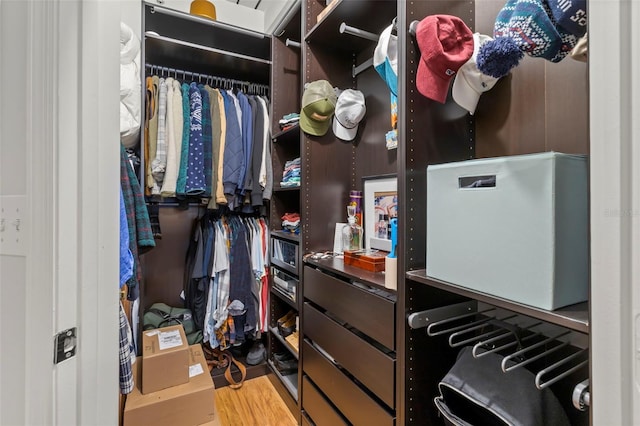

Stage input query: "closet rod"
[
  {"left": 339, "top": 23, "right": 379, "bottom": 42},
  {"left": 145, "top": 64, "right": 270, "bottom": 94},
  {"left": 408, "top": 20, "right": 420, "bottom": 36},
  {"left": 285, "top": 39, "right": 301, "bottom": 48}
]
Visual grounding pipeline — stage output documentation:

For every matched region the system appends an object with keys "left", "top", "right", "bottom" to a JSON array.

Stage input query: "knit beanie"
[{"left": 477, "top": 0, "right": 578, "bottom": 79}]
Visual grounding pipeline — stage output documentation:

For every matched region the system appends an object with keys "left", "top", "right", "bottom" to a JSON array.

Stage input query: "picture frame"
[{"left": 363, "top": 174, "right": 397, "bottom": 252}]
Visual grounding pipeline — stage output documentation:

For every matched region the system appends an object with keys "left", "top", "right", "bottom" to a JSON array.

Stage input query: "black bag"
[
  {"left": 434, "top": 347, "right": 570, "bottom": 426},
  {"left": 143, "top": 303, "right": 203, "bottom": 345}
]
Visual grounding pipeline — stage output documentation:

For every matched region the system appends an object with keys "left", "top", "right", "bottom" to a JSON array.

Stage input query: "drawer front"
[
  {"left": 304, "top": 303, "right": 395, "bottom": 408},
  {"left": 303, "top": 341, "right": 395, "bottom": 426},
  {"left": 303, "top": 376, "right": 348, "bottom": 426},
  {"left": 304, "top": 266, "right": 395, "bottom": 349}
]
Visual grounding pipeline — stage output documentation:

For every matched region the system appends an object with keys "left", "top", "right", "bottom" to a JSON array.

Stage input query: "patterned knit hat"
[
  {"left": 547, "top": 0, "right": 587, "bottom": 37},
  {"left": 477, "top": 0, "right": 578, "bottom": 78}
]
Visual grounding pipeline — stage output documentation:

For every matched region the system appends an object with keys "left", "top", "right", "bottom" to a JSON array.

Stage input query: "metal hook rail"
[{"left": 409, "top": 302, "right": 590, "bottom": 408}]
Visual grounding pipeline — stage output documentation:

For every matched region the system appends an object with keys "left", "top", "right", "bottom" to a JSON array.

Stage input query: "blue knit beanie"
[
  {"left": 547, "top": 0, "right": 587, "bottom": 37},
  {"left": 477, "top": 0, "right": 578, "bottom": 78}
]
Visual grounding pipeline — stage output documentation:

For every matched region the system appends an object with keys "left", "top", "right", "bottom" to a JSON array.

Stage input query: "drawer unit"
[
  {"left": 304, "top": 265, "right": 395, "bottom": 349},
  {"left": 304, "top": 303, "right": 395, "bottom": 408},
  {"left": 302, "top": 376, "right": 348, "bottom": 426},
  {"left": 303, "top": 341, "right": 395, "bottom": 426},
  {"left": 272, "top": 236, "right": 299, "bottom": 275}
]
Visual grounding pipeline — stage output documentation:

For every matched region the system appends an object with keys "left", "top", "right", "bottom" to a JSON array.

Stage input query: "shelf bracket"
[
  {"left": 407, "top": 300, "right": 477, "bottom": 330},
  {"left": 352, "top": 58, "right": 373, "bottom": 77}
]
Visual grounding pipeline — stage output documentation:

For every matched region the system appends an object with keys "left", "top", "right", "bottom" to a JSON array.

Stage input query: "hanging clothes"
[
  {"left": 143, "top": 67, "right": 273, "bottom": 211},
  {"left": 120, "top": 144, "right": 155, "bottom": 300}
]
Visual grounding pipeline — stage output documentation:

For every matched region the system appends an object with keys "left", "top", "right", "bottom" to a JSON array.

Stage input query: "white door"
[
  {"left": 590, "top": 0, "right": 640, "bottom": 424},
  {"left": 0, "top": 1, "right": 120, "bottom": 424}
]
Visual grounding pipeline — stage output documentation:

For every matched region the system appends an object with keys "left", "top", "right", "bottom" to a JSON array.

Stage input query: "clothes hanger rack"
[
  {"left": 408, "top": 301, "right": 590, "bottom": 406},
  {"left": 145, "top": 63, "right": 270, "bottom": 96}
]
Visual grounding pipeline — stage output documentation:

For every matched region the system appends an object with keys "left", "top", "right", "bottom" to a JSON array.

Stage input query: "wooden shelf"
[
  {"left": 271, "top": 230, "right": 300, "bottom": 243},
  {"left": 273, "top": 184, "right": 301, "bottom": 192},
  {"left": 269, "top": 327, "right": 299, "bottom": 360},
  {"left": 406, "top": 270, "right": 589, "bottom": 334},
  {"left": 273, "top": 124, "right": 300, "bottom": 141},
  {"left": 305, "top": 0, "right": 397, "bottom": 53},
  {"left": 267, "top": 360, "right": 299, "bottom": 400}
]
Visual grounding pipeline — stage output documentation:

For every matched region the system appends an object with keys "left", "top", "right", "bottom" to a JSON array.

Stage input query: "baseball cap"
[
  {"left": 373, "top": 24, "right": 398, "bottom": 96},
  {"left": 299, "top": 80, "right": 337, "bottom": 136},
  {"left": 547, "top": 0, "right": 587, "bottom": 37},
  {"left": 493, "top": 0, "right": 578, "bottom": 63},
  {"left": 415, "top": 15, "right": 474, "bottom": 104},
  {"left": 332, "top": 89, "right": 366, "bottom": 141},
  {"left": 452, "top": 33, "right": 501, "bottom": 115}
]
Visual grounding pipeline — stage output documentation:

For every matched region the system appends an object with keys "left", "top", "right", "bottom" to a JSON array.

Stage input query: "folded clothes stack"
[
  {"left": 281, "top": 212, "right": 300, "bottom": 234},
  {"left": 280, "top": 157, "right": 301, "bottom": 188},
  {"left": 279, "top": 113, "right": 300, "bottom": 131}
]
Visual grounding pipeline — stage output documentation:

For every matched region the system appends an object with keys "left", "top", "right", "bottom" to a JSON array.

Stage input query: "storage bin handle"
[{"left": 459, "top": 175, "right": 496, "bottom": 188}]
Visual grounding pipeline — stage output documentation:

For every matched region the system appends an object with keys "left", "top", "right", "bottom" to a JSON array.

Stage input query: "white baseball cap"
[
  {"left": 452, "top": 33, "right": 501, "bottom": 115},
  {"left": 332, "top": 89, "right": 366, "bottom": 141}
]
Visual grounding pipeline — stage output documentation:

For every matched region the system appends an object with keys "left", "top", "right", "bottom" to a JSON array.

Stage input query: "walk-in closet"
[{"left": 4, "top": 0, "right": 639, "bottom": 425}]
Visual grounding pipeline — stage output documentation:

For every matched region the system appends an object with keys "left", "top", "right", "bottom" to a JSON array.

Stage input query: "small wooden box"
[{"left": 343, "top": 250, "right": 387, "bottom": 272}]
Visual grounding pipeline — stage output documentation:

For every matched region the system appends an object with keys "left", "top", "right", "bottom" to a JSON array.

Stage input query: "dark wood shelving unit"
[{"left": 305, "top": 0, "right": 396, "bottom": 53}]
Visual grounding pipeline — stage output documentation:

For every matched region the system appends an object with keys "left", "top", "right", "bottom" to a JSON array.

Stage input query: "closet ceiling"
[{"left": 228, "top": 0, "right": 299, "bottom": 33}]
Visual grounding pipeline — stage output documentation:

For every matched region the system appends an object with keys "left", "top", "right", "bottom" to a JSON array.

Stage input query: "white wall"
[
  {"left": 120, "top": 0, "right": 142, "bottom": 36},
  {"left": 1, "top": 1, "right": 38, "bottom": 424},
  {"left": 259, "top": 0, "right": 298, "bottom": 34}
]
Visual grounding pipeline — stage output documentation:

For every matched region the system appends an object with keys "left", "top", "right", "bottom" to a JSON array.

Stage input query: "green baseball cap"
[{"left": 300, "top": 80, "right": 337, "bottom": 136}]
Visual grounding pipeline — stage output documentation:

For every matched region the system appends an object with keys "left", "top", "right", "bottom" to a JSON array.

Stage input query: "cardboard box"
[
  {"left": 142, "top": 325, "right": 190, "bottom": 394},
  {"left": 426, "top": 152, "right": 589, "bottom": 310},
  {"left": 124, "top": 345, "right": 217, "bottom": 426},
  {"left": 344, "top": 250, "right": 386, "bottom": 272}
]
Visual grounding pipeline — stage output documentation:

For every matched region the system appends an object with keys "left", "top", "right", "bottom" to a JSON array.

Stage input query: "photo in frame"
[{"left": 363, "top": 174, "right": 397, "bottom": 252}]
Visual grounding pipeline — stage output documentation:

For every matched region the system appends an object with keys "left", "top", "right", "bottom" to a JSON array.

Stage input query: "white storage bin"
[{"left": 426, "top": 152, "right": 589, "bottom": 310}]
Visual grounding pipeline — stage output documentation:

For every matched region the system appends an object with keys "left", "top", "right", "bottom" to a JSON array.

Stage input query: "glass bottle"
[{"left": 342, "top": 205, "right": 363, "bottom": 252}]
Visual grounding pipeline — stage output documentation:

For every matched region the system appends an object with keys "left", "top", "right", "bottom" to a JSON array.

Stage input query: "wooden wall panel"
[
  {"left": 355, "top": 58, "right": 398, "bottom": 184},
  {"left": 271, "top": 35, "right": 302, "bottom": 136},
  {"left": 141, "top": 206, "right": 200, "bottom": 311},
  {"left": 474, "top": 0, "right": 589, "bottom": 158}
]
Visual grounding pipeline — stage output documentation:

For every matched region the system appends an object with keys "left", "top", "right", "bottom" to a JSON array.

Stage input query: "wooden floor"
[{"left": 214, "top": 376, "right": 297, "bottom": 426}]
